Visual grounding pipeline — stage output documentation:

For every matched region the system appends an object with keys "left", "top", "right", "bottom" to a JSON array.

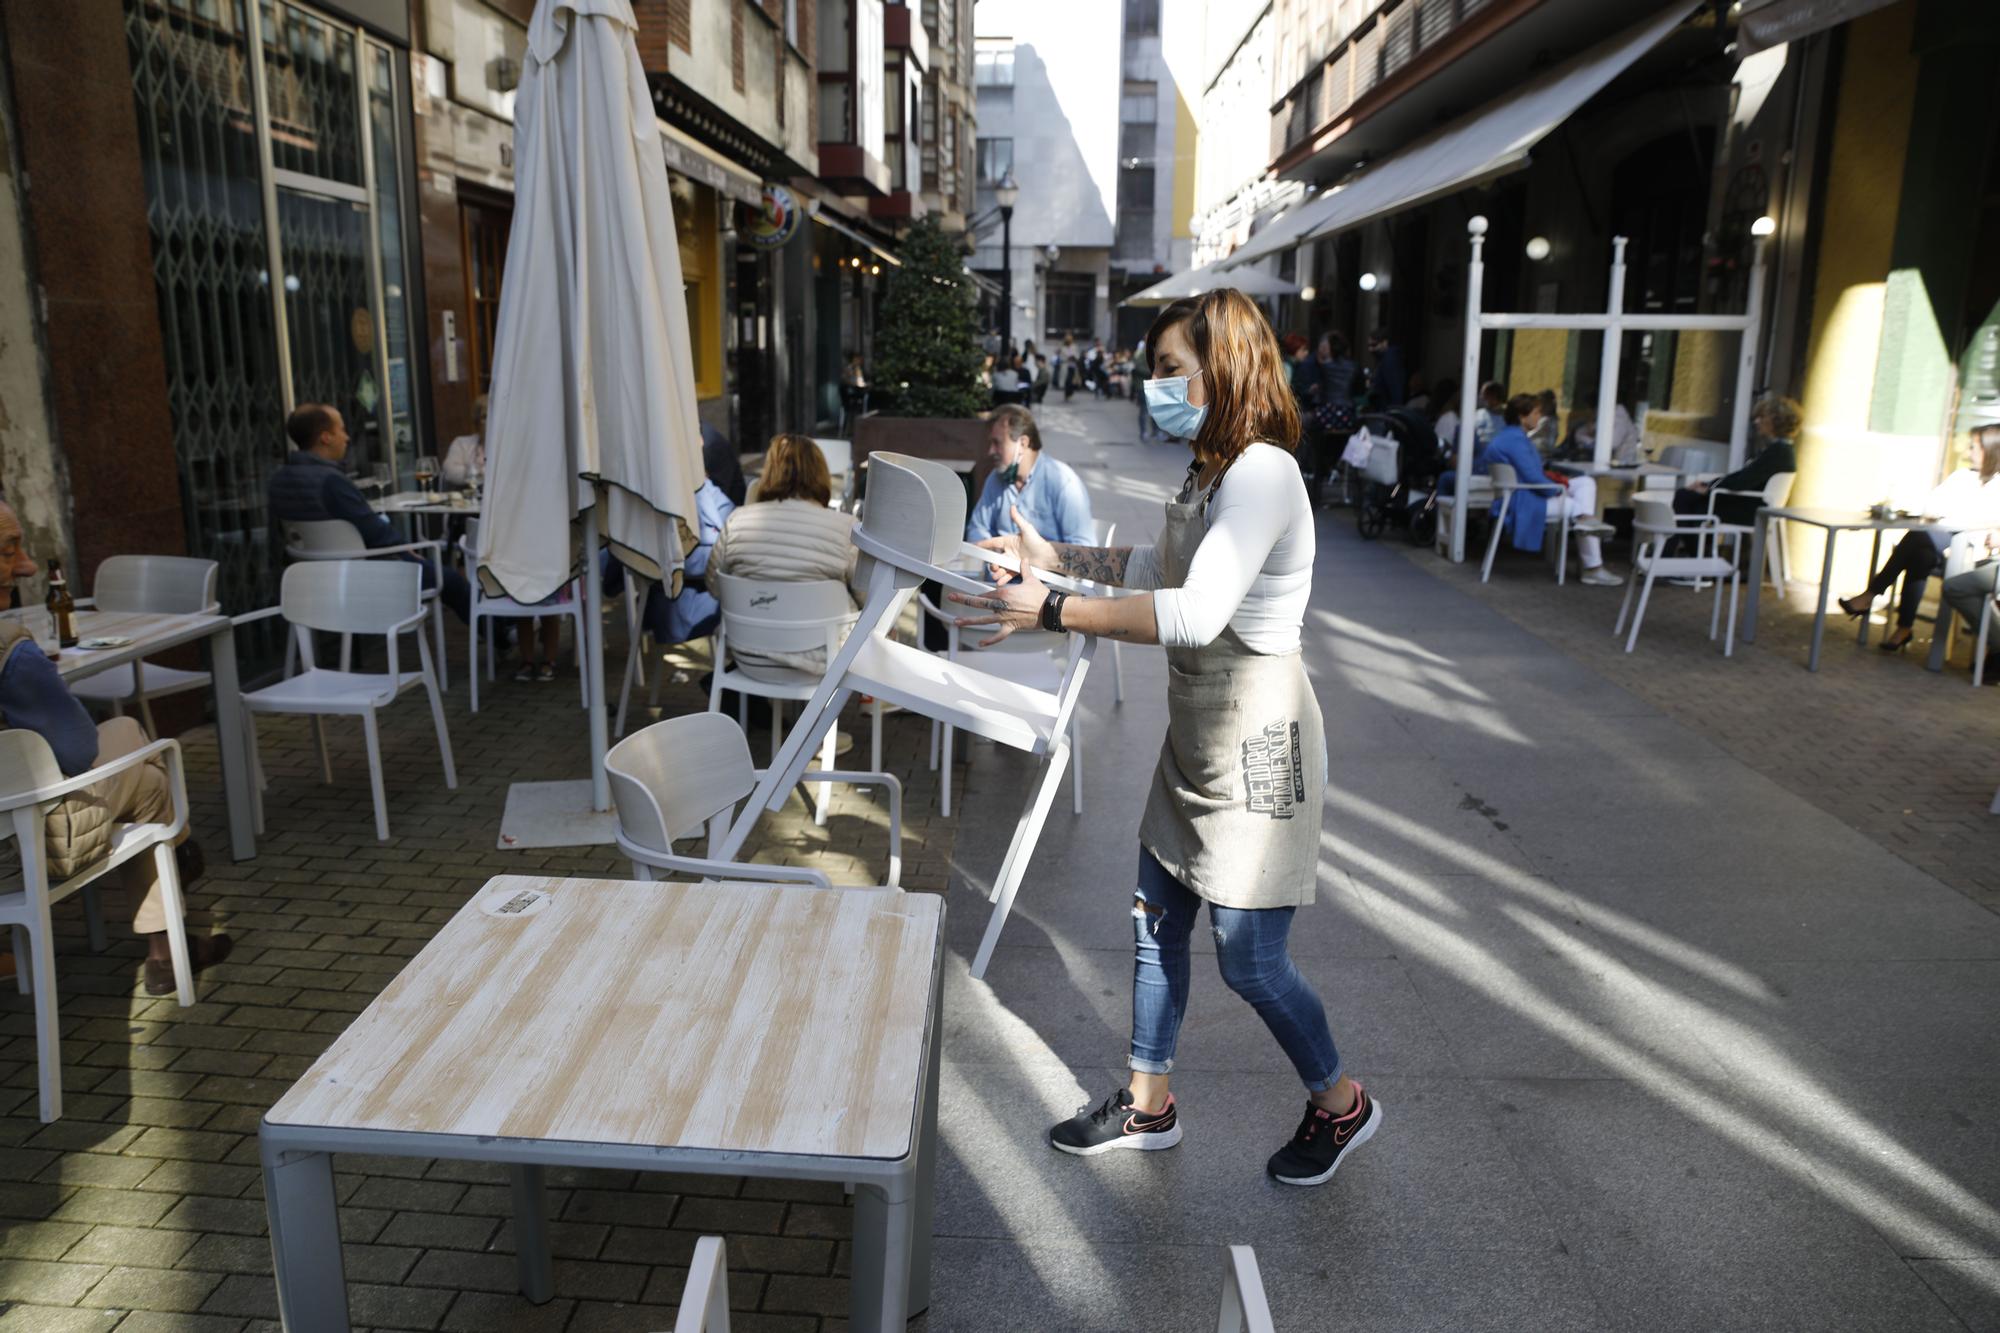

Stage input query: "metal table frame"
[{"left": 259, "top": 928, "right": 943, "bottom": 1332}]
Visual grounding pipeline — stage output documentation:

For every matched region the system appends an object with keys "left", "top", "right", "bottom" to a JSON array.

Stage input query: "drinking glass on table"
[
  {"left": 414, "top": 455, "right": 439, "bottom": 497},
  {"left": 371, "top": 461, "right": 393, "bottom": 492}
]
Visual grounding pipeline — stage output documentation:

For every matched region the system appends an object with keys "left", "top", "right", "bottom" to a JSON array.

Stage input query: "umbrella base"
[{"left": 497, "top": 779, "right": 620, "bottom": 850}]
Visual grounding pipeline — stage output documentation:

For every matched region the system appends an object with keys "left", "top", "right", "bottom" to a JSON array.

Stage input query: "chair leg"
[
  {"left": 771, "top": 698, "right": 784, "bottom": 767},
  {"left": 573, "top": 608, "right": 589, "bottom": 709},
  {"left": 245, "top": 710, "right": 267, "bottom": 838},
  {"left": 1624, "top": 571, "right": 1658, "bottom": 654},
  {"left": 1481, "top": 514, "right": 1504, "bottom": 583},
  {"left": 1978, "top": 600, "right": 1995, "bottom": 687},
  {"left": 1555, "top": 518, "right": 1570, "bottom": 586},
  {"left": 136, "top": 694, "right": 160, "bottom": 740},
  {"left": 1070, "top": 713, "right": 1084, "bottom": 816},
  {"left": 870, "top": 700, "right": 883, "bottom": 774},
  {"left": 421, "top": 659, "right": 458, "bottom": 789},
  {"left": 1724, "top": 570, "right": 1740, "bottom": 657},
  {"left": 815, "top": 722, "right": 835, "bottom": 827},
  {"left": 360, "top": 711, "right": 391, "bottom": 841},
  {"left": 1709, "top": 571, "right": 1725, "bottom": 641},
  {"left": 1614, "top": 561, "right": 1641, "bottom": 636},
  {"left": 81, "top": 886, "right": 107, "bottom": 954},
  {"left": 470, "top": 614, "right": 482, "bottom": 715},
  {"left": 1112, "top": 641, "right": 1125, "bottom": 705},
  {"left": 940, "top": 724, "right": 954, "bottom": 818},
  {"left": 153, "top": 841, "right": 195, "bottom": 1006},
  {"left": 339, "top": 633, "right": 352, "bottom": 673},
  {"left": 312, "top": 717, "right": 333, "bottom": 785},
  {"left": 10, "top": 924, "right": 28, "bottom": 995},
  {"left": 23, "top": 894, "right": 59, "bottom": 1122},
  {"left": 970, "top": 741, "right": 1073, "bottom": 980},
  {"left": 432, "top": 598, "right": 448, "bottom": 693},
  {"left": 928, "top": 720, "right": 939, "bottom": 771}
]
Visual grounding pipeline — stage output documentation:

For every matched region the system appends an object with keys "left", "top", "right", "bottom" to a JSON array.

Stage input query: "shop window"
[
  {"left": 1124, "top": 0, "right": 1159, "bottom": 38},
  {"left": 1044, "top": 272, "right": 1094, "bottom": 338},
  {"left": 460, "top": 198, "right": 511, "bottom": 394}
]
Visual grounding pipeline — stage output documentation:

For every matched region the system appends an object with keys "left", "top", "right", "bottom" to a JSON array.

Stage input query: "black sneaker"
[
  {"left": 1266, "top": 1084, "right": 1382, "bottom": 1186},
  {"left": 1049, "top": 1088, "right": 1182, "bottom": 1157}
]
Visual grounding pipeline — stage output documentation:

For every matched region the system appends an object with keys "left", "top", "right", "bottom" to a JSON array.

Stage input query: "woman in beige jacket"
[{"left": 710, "top": 434, "right": 858, "bottom": 681}]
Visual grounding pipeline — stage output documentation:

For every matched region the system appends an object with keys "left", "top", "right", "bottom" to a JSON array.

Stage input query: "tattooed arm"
[{"left": 1052, "top": 543, "right": 1133, "bottom": 587}]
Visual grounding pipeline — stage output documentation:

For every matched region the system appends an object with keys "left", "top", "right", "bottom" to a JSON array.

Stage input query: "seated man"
[
  {"left": 968, "top": 405, "right": 1095, "bottom": 549},
  {"left": 266, "top": 404, "right": 474, "bottom": 626},
  {"left": 605, "top": 474, "right": 737, "bottom": 649},
  {"left": 0, "top": 501, "right": 231, "bottom": 995}
]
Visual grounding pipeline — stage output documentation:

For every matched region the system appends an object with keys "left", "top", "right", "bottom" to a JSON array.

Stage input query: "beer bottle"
[{"left": 46, "top": 558, "right": 77, "bottom": 649}]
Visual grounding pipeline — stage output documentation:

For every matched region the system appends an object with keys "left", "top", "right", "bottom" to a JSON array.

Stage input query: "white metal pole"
[
  {"left": 1452, "top": 218, "right": 1487, "bottom": 564},
  {"left": 582, "top": 498, "right": 610, "bottom": 812},
  {"left": 1595, "top": 236, "right": 1627, "bottom": 471},
  {"left": 1730, "top": 237, "right": 1769, "bottom": 472}
]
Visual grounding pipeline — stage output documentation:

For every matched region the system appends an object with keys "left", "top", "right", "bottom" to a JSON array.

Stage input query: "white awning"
[
  {"left": 1121, "top": 263, "right": 1301, "bottom": 307},
  {"left": 1738, "top": 0, "right": 1897, "bottom": 56},
  {"left": 1219, "top": 1, "right": 1698, "bottom": 269}
]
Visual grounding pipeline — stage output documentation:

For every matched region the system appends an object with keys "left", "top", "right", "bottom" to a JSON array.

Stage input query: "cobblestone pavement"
[
  {"left": 1394, "top": 520, "right": 2000, "bottom": 914},
  {"left": 0, "top": 622, "right": 950, "bottom": 1330}
]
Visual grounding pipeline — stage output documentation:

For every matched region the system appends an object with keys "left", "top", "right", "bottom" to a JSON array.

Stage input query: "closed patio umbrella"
[{"left": 477, "top": 0, "right": 703, "bottom": 814}]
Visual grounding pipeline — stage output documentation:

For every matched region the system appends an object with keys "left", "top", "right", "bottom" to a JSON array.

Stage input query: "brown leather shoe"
[{"left": 143, "top": 934, "right": 233, "bottom": 997}]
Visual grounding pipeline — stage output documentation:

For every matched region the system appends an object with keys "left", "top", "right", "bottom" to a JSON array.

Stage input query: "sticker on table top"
[
  {"left": 77, "top": 636, "right": 134, "bottom": 650},
  {"left": 480, "top": 886, "right": 552, "bottom": 918}
]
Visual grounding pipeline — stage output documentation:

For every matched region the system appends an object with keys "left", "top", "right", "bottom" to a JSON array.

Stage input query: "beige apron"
[{"left": 1138, "top": 464, "right": 1327, "bottom": 910}]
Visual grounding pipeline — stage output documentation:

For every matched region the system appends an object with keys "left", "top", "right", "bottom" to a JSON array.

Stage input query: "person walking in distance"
[{"left": 953, "top": 289, "right": 1380, "bottom": 1187}]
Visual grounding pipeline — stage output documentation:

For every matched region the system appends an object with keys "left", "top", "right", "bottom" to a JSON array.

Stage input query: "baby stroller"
[{"left": 1355, "top": 409, "right": 1446, "bottom": 546}]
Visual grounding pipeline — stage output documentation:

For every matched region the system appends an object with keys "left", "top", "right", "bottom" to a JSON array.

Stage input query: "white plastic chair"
[
  {"left": 1707, "top": 470, "right": 1794, "bottom": 597},
  {"left": 282, "top": 519, "right": 449, "bottom": 690},
  {"left": 1217, "top": 1245, "right": 1276, "bottom": 1333},
  {"left": 713, "top": 452, "right": 1096, "bottom": 979},
  {"left": 811, "top": 437, "right": 856, "bottom": 511},
  {"left": 673, "top": 1236, "right": 732, "bottom": 1333},
  {"left": 1613, "top": 496, "right": 1740, "bottom": 656},
  {"left": 1481, "top": 463, "right": 1606, "bottom": 585},
  {"left": 606, "top": 712, "right": 901, "bottom": 889},
  {"left": 1093, "top": 519, "right": 1124, "bottom": 704},
  {"left": 708, "top": 571, "right": 881, "bottom": 827},
  {"left": 461, "top": 518, "right": 587, "bottom": 713},
  {"left": 68, "top": 555, "right": 220, "bottom": 736},
  {"left": 0, "top": 729, "right": 197, "bottom": 1121},
  {"left": 238, "top": 561, "right": 457, "bottom": 841}
]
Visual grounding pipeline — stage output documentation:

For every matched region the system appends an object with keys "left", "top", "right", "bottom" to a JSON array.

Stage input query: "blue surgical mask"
[{"left": 1144, "top": 369, "right": 1207, "bottom": 440}]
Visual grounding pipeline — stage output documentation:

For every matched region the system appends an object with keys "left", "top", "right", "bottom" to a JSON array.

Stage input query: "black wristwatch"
[{"left": 1039, "top": 589, "right": 1070, "bottom": 633}]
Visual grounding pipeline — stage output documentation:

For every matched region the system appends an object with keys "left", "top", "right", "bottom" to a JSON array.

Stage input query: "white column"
[
  {"left": 1451, "top": 218, "right": 1487, "bottom": 564},
  {"left": 1729, "top": 237, "right": 1769, "bottom": 472},
  {"left": 1594, "top": 237, "right": 1628, "bottom": 471}
]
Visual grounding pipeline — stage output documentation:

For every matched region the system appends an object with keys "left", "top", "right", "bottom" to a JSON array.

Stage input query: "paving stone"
[
  {"left": 0, "top": 1258, "right": 111, "bottom": 1305},
  {"left": 63, "top": 1223, "right": 199, "bottom": 1268},
  {"left": 435, "top": 1291, "right": 574, "bottom": 1332},
  {"left": 112, "top": 1312, "right": 250, "bottom": 1333},
  {"left": 155, "top": 1196, "right": 269, "bottom": 1236},
  {"left": 0, "top": 1307, "right": 120, "bottom": 1332},
  {"left": 84, "top": 1264, "right": 225, "bottom": 1312},
  {"left": 375, "top": 1211, "right": 497, "bottom": 1253},
  {"left": 47, "top": 1188, "right": 175, "bottom": 1228}
]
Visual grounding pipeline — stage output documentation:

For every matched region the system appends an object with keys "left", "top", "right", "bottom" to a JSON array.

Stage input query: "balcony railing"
[{"left": 1274, "top": 0, "right": 1498, "bottom": 156}]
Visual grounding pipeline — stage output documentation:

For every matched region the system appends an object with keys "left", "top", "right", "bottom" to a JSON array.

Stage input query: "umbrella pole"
[{"left": 583, "top": 502, "right": 611, "bottom": 811}]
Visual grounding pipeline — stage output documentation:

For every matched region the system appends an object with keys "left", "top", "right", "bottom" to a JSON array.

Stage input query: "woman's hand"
[
  {"left": 973, "top": 506, "right": 1060, "bottom": 581},
  {"left": 948, "top": 566, "right": 1047, "bottom": 648}
]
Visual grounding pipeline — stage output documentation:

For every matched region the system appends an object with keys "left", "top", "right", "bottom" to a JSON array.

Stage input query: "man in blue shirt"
[
  {"left": 0, "top": 500, "right": 232, "bottom": 993},
  {"left": 266, "top": 404, "right": 474, "bottom": 625},
  {"left": 966, "top": 405, "right": 1094, "bottom": 549}
]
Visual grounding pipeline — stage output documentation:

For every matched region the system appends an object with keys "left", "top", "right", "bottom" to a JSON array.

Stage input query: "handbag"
[{"left": 1314, "top": 399, "right": 1358, "bottom": 435}]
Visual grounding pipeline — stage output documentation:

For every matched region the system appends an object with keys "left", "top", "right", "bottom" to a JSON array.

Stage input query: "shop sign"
[{"left": 742, "top": 185, "right": 803, "bottom": 250}]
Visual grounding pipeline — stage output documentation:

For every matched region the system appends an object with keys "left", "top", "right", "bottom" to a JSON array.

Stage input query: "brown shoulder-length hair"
[
  {"left": 1145, "top": 290, "right": 1301, "bottom": 465},
  {"left": 757, "top": 433, "right": 832, "bottom": 507}
]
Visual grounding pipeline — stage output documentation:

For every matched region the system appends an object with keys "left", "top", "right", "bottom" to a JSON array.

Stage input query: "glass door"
[{"left": 276, "top": 186, "right": 385, "bottom": 474}]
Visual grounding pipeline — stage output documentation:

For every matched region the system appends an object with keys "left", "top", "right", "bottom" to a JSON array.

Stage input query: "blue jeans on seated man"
[
  {"left": 1128, "top": 848, "right": 1342, "bottom": 1091},
  {"left": 411, "top": 554, "right": 473, "bottom": 625}
]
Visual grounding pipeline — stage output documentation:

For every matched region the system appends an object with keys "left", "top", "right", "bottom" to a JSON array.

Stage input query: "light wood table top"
[
  {"left": 267, "top": 875, "right": 943, "bottom": 1161},
  {"left": 2, "top": 607, "right": 225, "bottom": 683}
]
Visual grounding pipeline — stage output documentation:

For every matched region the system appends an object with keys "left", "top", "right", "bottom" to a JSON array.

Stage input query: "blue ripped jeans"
[{"left": 1130, "top": 848, "right": 1342, "bottom": 1091}]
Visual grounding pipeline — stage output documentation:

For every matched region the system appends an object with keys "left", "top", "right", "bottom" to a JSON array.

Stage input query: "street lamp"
[{"left": 995, "top": 173, "right": 1020, "bottom": 350}]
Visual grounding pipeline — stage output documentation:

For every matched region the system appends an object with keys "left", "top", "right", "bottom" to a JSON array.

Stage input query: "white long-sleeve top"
[{"left": 1124, "top": 442, "right": 1314, "bottom": 653}]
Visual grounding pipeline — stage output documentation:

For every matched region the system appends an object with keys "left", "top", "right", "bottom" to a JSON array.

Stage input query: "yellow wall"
[
  {"left": 1789, "top": 2, "right": 1936, "bottom": 588},
  {"left": 1172, "top": 83, "right": 1198, "bottom": 240}
]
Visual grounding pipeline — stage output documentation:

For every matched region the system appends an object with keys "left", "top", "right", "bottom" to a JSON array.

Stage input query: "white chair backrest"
[
  {"left": 92, "top": 555, "right": 219, "bottom": 615},
  {"left": 1632, "top": 495, "right": 1678, "bottom": 536},
  {"left": 711, "top": 573, "right": 856, "bottom": 656},
  {"left": 811, "top": 437, "right": 853, "bottom": 477},
  {"left": 1093, "top": 519, "right": 1118, "bottom": 547},
  {"left": 1765, "top": 470, "right": 1795, "bottom": 506},
  {"left": 856, "top": 452, "right": 967, "bottom": 569},
  {"left": 605, "top": 713, "right": 759, "bottom": 853},
  {"left": 285, "top": 519, "right": 369, "bottom": 557},
  {"left": 280, "top": 560, "right": 422, "bottom": 636},
  {"left": 1488, "top": 462, "right": 1520, "bottom": 492},
  {"left": 0, "top": 728, "right": 65, "bottom": 810}
]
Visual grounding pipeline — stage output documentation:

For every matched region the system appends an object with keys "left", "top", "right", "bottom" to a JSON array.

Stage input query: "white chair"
[
  {"left": 0, "top": 729, "right": 197, "bottom": 1121},
  {"left": 68, "top": 555, "right": 220, "bottom": 736},
  {"left": 1613, "top": 496, "right": 1740, "bottom": 656},
  {"left": 713, "top": 452, "right": 1096, "bottom": 979},
  {"left": 811, "top": 437, "right": 856, "bottom": 511},
  {"left": 708, "top": 571, "right": 882, "bottom": 827},
  {"left": 1217, "top": 1245, "right": 1277, "bottom": 1333},
  {"left": 238, "top": 561, "right": 457, "bottom": 841},
  {"left": 461, "top": 518, "right": 588, "bottom": 713},
  {"left": 282, "top": 519, "right": 449, "bottom": 690},
  {"left": 1481, "top": 463, "right": 1607, "bottom": 585},
  {"left": 673, "top": 1236, "right": 732, "bottom": 1333},
  {"left": 605, "top": 712, "right": 901, "bottom": 888},
  {"left": 1707, "top": 470, "right": 1795, "bottom": 597},
  {"left": 1093, "top": 519, "right": 1125, "bottom": 704}
]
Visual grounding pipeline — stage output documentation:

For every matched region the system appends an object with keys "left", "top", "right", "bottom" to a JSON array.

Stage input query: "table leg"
[
  {"left": 907, "top": 960, "right": 943, "bottom": 1318},
  {"left": 262, "top": 1142, "right": 348, "bottom": 1331},
  {"left": 1809, "top": 531, "right": 1838, "bottom": 672},
  {"left": 1858, "top": 530, "right": 1884, "bottom": 647},
  {"left": 510, "top": 1163, "right": 553, "bottom": 1303},
  {"left": 850, "top": 1174, "right": 914, "bottom": 1332},
  {"left": 206, "top": 622, "right": 256, "bottom": 861},
  {"left": 1741, "top": 512, "right": 1768, "bottom": 644}
]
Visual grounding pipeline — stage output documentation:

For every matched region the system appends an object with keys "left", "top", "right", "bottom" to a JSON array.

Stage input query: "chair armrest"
[
  {"left": 1518, "top": 481, "right": 1564, "bottom": 495},
  {"left": 961, "top": 542, "right": 1095, "bottom": 595},
  {"left": 800, "top": 769, "right": 902, "bottom": 887},
  {"left": 232, "top": 605, "right": 285, "bottom": 626},
  {"left": 619, "top": 835, "right": 836, "bottom": 890},
  {"left": 289, "top": 539, "right": 442, "bottom": 562},
  {"left": 0, "top": 738, "right": 186, "bottom": 833},
  {"left": 72, "top": 597, "right": 97, "bottom": 610}
]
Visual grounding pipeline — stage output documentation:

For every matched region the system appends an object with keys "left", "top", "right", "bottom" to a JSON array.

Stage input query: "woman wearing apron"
[{"left": 952, "top": 290, "right": 1379, "bottom": 1187}]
